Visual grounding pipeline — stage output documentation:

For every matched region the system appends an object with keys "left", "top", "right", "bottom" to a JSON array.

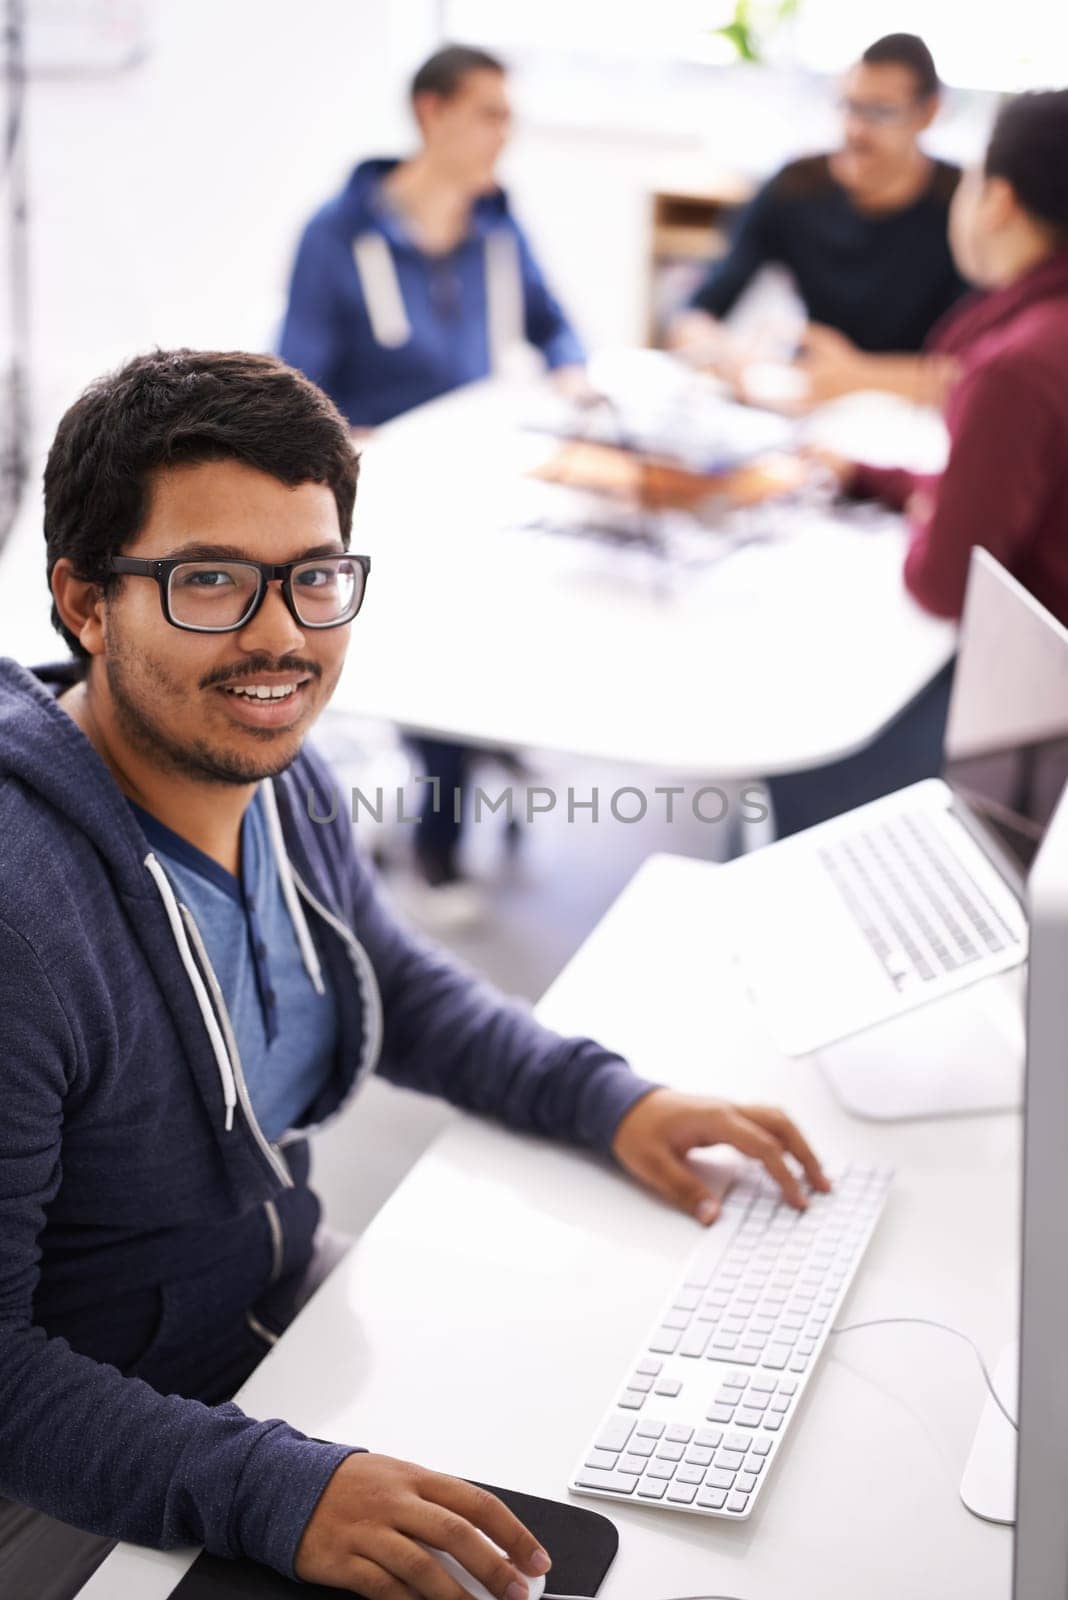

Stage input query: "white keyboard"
[
  {"left": 570, "top": 1164, "right": 892, "bottom": 1520},
  {"left": 818, "top": 811, "right": 1022, "bottom": 993}
]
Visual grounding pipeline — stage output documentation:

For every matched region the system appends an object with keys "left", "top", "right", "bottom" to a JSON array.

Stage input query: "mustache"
[{"left": 200, "top": 656, "right": 322, "bottom": 690}]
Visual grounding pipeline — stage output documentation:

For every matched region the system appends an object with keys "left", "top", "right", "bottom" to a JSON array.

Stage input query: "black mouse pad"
[{"left": 168, "top": 1480, "right": 618, "bottom": 1598}]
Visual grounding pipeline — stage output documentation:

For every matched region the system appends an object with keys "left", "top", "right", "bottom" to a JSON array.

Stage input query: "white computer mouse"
[{"left": 418, "top": 1543, "right": 546, "bottom": 1600}]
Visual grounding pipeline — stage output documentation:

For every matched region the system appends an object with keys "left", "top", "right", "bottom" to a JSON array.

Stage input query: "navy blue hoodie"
[
  {"left": 0, "top": 658, "right": 654, "bottom": 1578},
  {"left": 278, "top": 158, "right": 584, "bottom": 427}
]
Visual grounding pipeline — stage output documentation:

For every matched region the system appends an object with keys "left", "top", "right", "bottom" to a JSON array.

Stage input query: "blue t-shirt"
[{"left": 130, "top": 791, "right": 338, "bottom": 1142}]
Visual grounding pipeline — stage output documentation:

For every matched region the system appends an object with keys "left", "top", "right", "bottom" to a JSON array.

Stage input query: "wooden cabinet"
[{"left": 647, "top": 174, "right": 752, "bottom": 344}]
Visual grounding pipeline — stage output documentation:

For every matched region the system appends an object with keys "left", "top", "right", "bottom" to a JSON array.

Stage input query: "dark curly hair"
[
  {"left": 44, "top": 349, "right": 359, "bottom": 660},
  {"left": 986, "top": 90, "right": 1068, "bottom": 235}
]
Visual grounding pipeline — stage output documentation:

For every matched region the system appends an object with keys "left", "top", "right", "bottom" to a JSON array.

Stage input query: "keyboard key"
[
  {"left": 585, "top": 1448, "right": 621, "bottom": 1470},
  {"left": 647, "top": 1461, "right": 676, "bottom": 1480},
  {"left": 779, "top": 1379, "right": 798, "bottom": 1395},
  {"left": 628, "top": 1437, "right": 655, "bottom": 1457},
  {"left": 715, "top": 1449, "right": 746, "bottom": 1472},
  {"left": 750, "top": 1438, "right": 773, "bottom": 1456},
  {"left": 654, "top": 1378, "right": 682, "bottom": 1397},
  {"left": 637, "top": 1479, "right": 668, "bottom": 1499},
  {"left": 666, "top": 1425, "right": 693, "bottom": 1443},
  {"left": 738, "top": 1472, "right": 759, "bottom": 1494},
  {"left": 657, "top": 1443, "right": 685, "bottom": 1462},
  {"left": 769, "top": 1397, "right": 790, "bottom": 1413},
  {"left": 667, "top": 1481, "right": 699, "bottom": 1504},
  {"left": 649, "top": 1330, "right": 680, "bottom": 1355},
  {"left": 725, "top": 1431, "right": 751, "bottom": 1454},
  {"left": 765, "top": 1416, "right": 783, "bottom": 1432},
  {"left": 695, "top": 1429, "right": 723, "bottom": 1448},
  {"left": 763, "top": 1345, "right": 791, "bottom": 1369},
  {"left": 663, "top": 1309, "right": 691, "bottom": 1331},
  {"left": 686, "top": 1447, "right": 714, "bottom": 1467},
  {"left": 626, "top": 1374, "right": 654, "bottom": 1393},
  {"left": 744, "top": 1453, "right": 765, "bottom": 1472},
  {"left": 708, "top": 1404, "right": 735, "bottom": 1424},
  {"left": 621, "top": 1454, "right": 648, "bottom": 1475},
  {"left": 619, "top": 1390, "right": 646, "bottom": 1409},
  {"left": 576, "top": 1467, "right": 637, "bottom": 1494},
  {"left": 749, "top": 1376, "right": 776, "bottom": 1393},
  {"left": 595, "top": 1418, "right": 634, "bottom": 1452},
  {"left": 679, "top": 1326, "right": 711, "bottom": 1359},
  {"left": 635, "top": 1357, "right": 662, "bottom": 1376},
  {"left": 707, "top": 1467, "right": 736, "bottom": 1490},
  {"left": 697, "top": 1487, "right": 728, "bottom": 1510},
  {"left": 673, "top": 1287, "right": 702, "bottom": 1312},
  {"left": 677, "top": 1464, "right": 705, "bottom": 1485},
  {"left": 744, "top": 1392, "right": 769, "bottom": 1410},
  {"left": 736, "top": 1408, "right": 763, "bottom": 1428},
  {"left": 728, "top": 1493, "right": 751, "bottom": 1513}
]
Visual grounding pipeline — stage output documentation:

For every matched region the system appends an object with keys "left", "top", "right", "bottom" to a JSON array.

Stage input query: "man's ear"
[
  {"left": 915, "top": 94, "right": 939, "bottom": 134},
  {"left": 51, "top": 558, "right": 108, "bottom": 658}
]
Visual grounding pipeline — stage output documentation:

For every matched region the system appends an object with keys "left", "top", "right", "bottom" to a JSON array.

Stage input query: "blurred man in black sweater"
[{"left": 671, "top": 34, "right": 967, "bottom": 406}]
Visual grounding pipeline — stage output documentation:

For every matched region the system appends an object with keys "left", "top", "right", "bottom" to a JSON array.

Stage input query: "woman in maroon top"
[{"left": 770, "top": 89, "right": 1068, "bottom": 837}]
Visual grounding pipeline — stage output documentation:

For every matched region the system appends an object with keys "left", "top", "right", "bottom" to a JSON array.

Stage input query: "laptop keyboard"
[{"left": 817, "top": 811, "right": 1022, "bottom": 992}]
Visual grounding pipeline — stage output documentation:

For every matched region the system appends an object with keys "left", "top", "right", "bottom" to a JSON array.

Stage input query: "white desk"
[
  {"left": 86, "top": 852, "right": 1017, "bottom": 1599},
  {"left": 335, "top": 371, "right": 955, "bottom": 777}
]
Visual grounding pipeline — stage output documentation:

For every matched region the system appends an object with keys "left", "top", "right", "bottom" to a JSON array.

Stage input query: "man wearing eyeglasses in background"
[
  {"left": 670, "top": 33, "right": 968, "bottom": 407},
  {"left": 0, "top": 350, "right": 828, "bottom": 1599}
]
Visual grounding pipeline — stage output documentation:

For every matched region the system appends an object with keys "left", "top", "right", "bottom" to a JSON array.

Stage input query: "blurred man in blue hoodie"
[{"left": 280, "top": 44, "right": 587, "bottom": 892}]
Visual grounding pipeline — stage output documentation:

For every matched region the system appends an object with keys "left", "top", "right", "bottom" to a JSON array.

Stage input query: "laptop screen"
[{"left": 943, "top": 552, "right": 1068, "bottom": 876}]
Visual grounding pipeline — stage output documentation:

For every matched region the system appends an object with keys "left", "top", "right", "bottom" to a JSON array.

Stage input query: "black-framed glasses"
[
  {"left": 108, "top": 554, "right": 371, "bottom": 633},
  {"left": 837, "top": 96, "right": 916, "bottom": 127}
]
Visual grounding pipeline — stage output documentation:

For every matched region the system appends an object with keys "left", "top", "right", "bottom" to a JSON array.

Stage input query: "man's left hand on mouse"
[{"left": 611, "top": 1088, "right": 830, "bottom": 1223}]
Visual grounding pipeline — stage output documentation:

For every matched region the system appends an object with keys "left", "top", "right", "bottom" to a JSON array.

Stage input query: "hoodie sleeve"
[
  {"left": 0, "top": 912, "right": 356, "bottom": 1578},
  {"left": 340, "top": 848, "right": 658, "bottom": 1150},
  {"left": 278, "top": 218, "right": 349, "bottom": 403},
  {"left": 512, "top": 221, "right": 586, "bottom": 370}
]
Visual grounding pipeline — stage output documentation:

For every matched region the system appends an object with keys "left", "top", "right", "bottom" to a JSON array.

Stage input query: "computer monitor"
[
  {"left": 1013, "top": 779, "right": 1068, "bottom": 1595},
  {"left": 944, "top": 549, "right": 1068, "bottom": 882}
]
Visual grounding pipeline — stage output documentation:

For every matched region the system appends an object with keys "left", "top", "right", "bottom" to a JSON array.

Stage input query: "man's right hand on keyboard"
[
  {"left": 294, "top": 1452, "right": 552, "bottom": 1598},
  {"left": 611, "top": 1089, "right": 830, "bottom": 1224}
]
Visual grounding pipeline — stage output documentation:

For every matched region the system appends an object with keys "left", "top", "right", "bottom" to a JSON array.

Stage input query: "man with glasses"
[
  {"left": 0, "top": 350, "right": 827, "bottom": 1598},
  {"left": 670, "top": 33, "right": 967, "bottom": 406}
]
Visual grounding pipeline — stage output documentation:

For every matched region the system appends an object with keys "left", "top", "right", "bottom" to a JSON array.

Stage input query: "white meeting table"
[
  {"left": 86, "top": 852, "right": 1017, "bottom": 1600},
  {"left": 334, "top": 369, "right": 955, "bottom": 778}
]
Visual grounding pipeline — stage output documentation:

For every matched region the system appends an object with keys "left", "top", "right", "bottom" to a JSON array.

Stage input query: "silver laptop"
[{"left": 728, "top": 550, "right": 1068, "bottom": 1115}]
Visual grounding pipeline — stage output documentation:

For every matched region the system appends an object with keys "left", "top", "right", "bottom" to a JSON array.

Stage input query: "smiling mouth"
[
  {"left": 212, "top": 675, "right": 316, "bottom": 726},
  {"left": 221, "top": 681, "right": 304, "bottom": 702}
]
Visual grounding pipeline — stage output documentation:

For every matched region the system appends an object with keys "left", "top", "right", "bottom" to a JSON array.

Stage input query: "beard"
[{"left": 104, "top": 626, "right": 313, "bottom": 787}]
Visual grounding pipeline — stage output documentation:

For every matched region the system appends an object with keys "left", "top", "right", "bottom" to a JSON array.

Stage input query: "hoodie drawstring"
[
  {"left": 261, "top": 779, "right": 326, "bottom": 997},
  {"left": 143, "top": 852, "right": 238, "bottom": 1131},
  {"left": 352, "top": 231, "right": 412, "bottom": 347},
  {"left": 352, "top": 225, "right": 525, "bottom": 373}
]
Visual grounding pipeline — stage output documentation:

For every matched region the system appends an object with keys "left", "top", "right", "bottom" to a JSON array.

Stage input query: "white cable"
[{"left": 831, "top": 1316, "right": 1018, "bottom": 1431}]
